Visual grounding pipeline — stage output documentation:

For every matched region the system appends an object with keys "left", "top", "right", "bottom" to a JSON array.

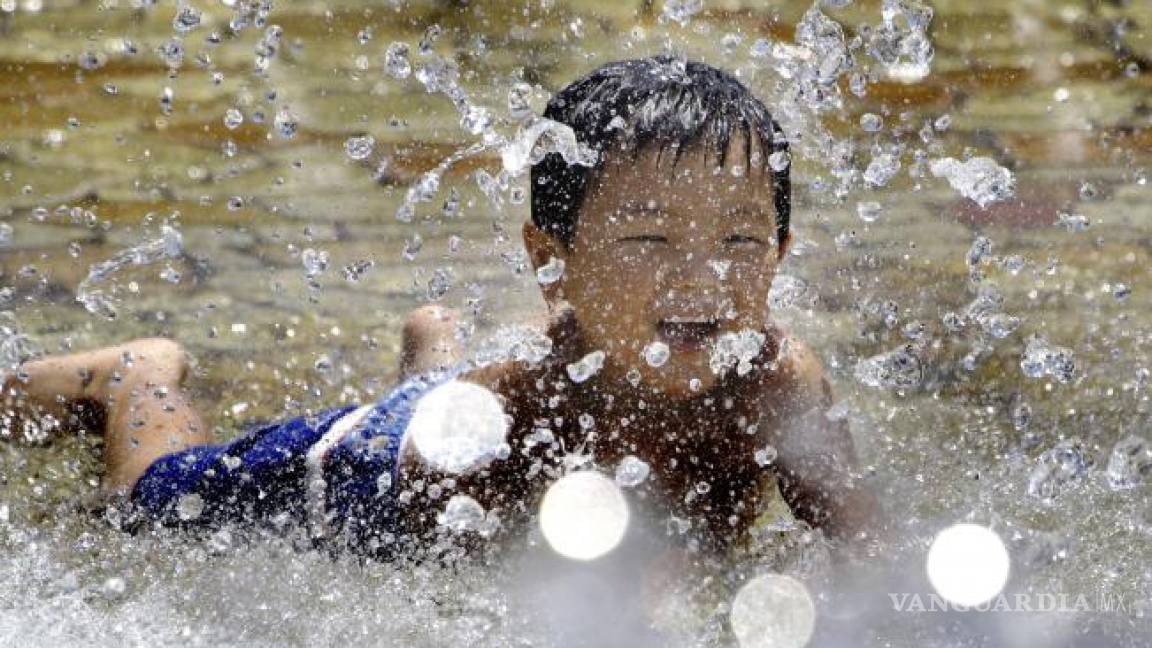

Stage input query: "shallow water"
[{"left": 2, "top": 0, "right": 1151, "bottom": 646}]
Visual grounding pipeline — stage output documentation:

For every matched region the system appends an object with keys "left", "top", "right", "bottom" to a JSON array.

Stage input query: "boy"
[{"left": 1, "top": 57, "right": 880, "bottom": 560}]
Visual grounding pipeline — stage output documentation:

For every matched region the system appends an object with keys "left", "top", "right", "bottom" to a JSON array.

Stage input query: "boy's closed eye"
[
  {"left": 724, "top": 234, "right": 768, "bottom": 248},
  {"left": 616, "top": 235, "right": 669, "bottom": 244}
]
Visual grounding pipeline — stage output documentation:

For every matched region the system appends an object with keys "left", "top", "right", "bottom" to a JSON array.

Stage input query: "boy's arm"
[{"left": 766, "top": 340, "right": 886, "bottom": 546}]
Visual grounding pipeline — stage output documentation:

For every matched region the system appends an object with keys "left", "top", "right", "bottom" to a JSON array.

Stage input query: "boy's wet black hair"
[{"left": 531, "top": 56, "right": 791, "bottom": 249}]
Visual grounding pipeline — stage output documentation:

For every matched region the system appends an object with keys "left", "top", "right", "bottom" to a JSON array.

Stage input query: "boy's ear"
[{"left": 522, "top": 221, "right": 567, "bottom": 306}]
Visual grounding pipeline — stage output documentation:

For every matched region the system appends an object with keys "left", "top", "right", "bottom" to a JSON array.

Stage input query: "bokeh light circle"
[
  {"left": 407, "top": 380, "right": 509, "bottom": 474},
  {"left": 538, "top": 471, "right": 630, "bottom": 561},
  {"left": 926, "top": 523, "right": 1010, "bottom": 607},
  {"left": 729, "top": 573, "right": 816, "bottom": 648}
]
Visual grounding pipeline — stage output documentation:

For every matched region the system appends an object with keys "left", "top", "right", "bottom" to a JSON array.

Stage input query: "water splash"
[
  {"left": 1027, "top": 439, "right": 1091, "bottom": 502},
  {"left": 75, "top": 225, "right": 184, "bottom": 320},
  {"left": 566, "top": 350, "right": 606, "bottom": 383},
  {"left": 1020, "top": 335, "right": 1076, "bottom": 384},
  {"left": 854, "top": 344, "right": 923, "bottom": 389},
  {"left": 929, "top": 157, "right": 1016, "bottom": 208},
  {"left": 1105, "top": 435, "right": 1152, "bottom": 490},
  {"left": 709, "top": 329, "right": 767, "bottom": 377}
]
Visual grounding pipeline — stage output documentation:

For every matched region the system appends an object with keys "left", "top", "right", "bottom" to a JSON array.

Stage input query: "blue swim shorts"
[{"left": 130, "top": 369, "right": 455, "bottom": 552}]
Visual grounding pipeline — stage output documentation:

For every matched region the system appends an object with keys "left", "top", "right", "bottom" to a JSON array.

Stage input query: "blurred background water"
[{"left": 0, "top": 0, "right": 1150, "bottom": 646}]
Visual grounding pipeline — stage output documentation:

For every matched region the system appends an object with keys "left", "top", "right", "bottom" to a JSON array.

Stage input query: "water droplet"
[
  {"left": 102, "top": 577, "right": 128, "bottom": 598},
  {"left": 172, "top": 4, "right": 201, "bottom": 33},
  {"left": 615, "top": 456, "right": 650, "bottom": 487},
  {"left": 768, "top": 274, "right": 809, "bottom": 311},
  {"left": 642, "top": 341, "right": 670, "bottom": 368},
  {"left": 754, "top": 444, "right": 778, "bottom": 466},
  {"left": 459, "top": 104, "right": 491, "bottom": 136},
  {"left": 437, "top": 494, "right": 486, "bottom": 533},
  {"left": 856, "top": 200, "right": 883, "bottom": 222},
  {"left": 401, "top": 232, "right": 422, "bottom": 259},
  {"left": 176, "top": 493, "right": 205, "bottom": 521},
  {"left": 344, "top": 134, "right": 375, "bottom": 161},
  {"left": 375, "top": 471, "right": 392, "bottom": 495},
  {"left": 301, "top": 248, "right": 329, "bottom": 278},
  {"left": 863, "top": 152, "right": 900, "bottom": 187},
  {"left": 794, "top": 5, "right": 854, "bottom": 90},
  {"left": 77, "top": 50, "right": 105, "bottom": 70},
  {"left": 1105, "top": 435, "right": 1152, "bottom": 490},
  {"left": 313, "top": 355, "right": 333, "bottom": 373},
  {"left": 709, "top": 329, "right": 766, "bottom": 377},
  {"left": 507, "top": 82, "right": 533, "bottom": 120},
  {"left": 341, "top": 259, "right": 373, "bottom": 283},
  {"left": 535, "top": 256, "right": 565, "bottom": 285},
  {"left": 384, "top": 42, "right": 411, "bottom": 79},
  {"left": 157, "top": 38, "right": 184, "bottom": 68},
  {"left": 566, "top": 350, "right": 606, "bottom": 383},
  {"left": 768, "top": 150, "right": 791, "bottom": 172},
  {"left": 419, "top": 24, "right": 442, "bottom": 53},
  {"left": 273, "top": 107, "right": 298, "bottom": 139},
  {"left": 1020, "top": 335, "right": 1075, "bottom": 383},
  {"left": 1010, "top": 399, "right": 1031, "bottom": 431},
  {"left": 223, "top": 108, "right": 243, "bottom": 130},
  {"left": 662, "top": 0, "right": 703, "bottom": 25},
  {"left": 1001, "top": 254, "right": 1026, "bottom": 274},
  {"left": 159, "top": 86, "right": 174, "bottom": 115},
  {"left": 720, "top": 32, "right": 744, "bottom": 55},
  {"left": 1027, "top": 439, "right": 1090, "bottom": 502},
  {"left": 854, "top": 344, "right": 922, "bottom": 389},
  {"left": 1078, "top": 181, "right": 1098, "bottom": 201},
  {"left": 929, "top": 156, "right": 1015, "bottom": 208},
  {"left": 1055, "top": 209, "right": 1089, "bottom": 232},
  {"left": 859, "top": 113, "right": 883, "bottom": 132}
]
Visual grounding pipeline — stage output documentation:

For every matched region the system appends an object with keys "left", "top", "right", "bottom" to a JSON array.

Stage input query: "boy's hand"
[{"left": 758, "top": 336, "right": 886, "bottom": 549}]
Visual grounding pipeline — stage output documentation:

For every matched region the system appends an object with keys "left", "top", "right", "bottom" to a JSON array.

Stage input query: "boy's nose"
[
  {"left": 656, "top": 253, "right": 731, "bottom": 317},
  {"left": 660, "top": 249, "right": 727, "bottom": 287}
]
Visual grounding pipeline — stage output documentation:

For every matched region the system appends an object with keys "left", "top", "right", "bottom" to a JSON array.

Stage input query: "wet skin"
[
  {"left": 402, "top": 138, "right": 883, "bottom": 553},
  {"left": 530, "top": 135, "right": 788, "bottom": 400}
]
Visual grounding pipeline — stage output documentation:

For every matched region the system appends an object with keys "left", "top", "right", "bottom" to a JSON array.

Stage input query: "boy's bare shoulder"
[{"left": 458, "top": 360, "right": 545, "bottom": 406}]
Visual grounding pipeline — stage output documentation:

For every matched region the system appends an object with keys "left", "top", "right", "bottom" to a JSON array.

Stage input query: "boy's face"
[{"left": 526, "top": 136, "right": 790, "bottom": 401}]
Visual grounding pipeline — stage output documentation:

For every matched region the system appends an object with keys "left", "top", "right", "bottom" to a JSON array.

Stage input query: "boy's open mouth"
[{"left": 657, "top": 317, "right": 719, "bottom": 351}]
